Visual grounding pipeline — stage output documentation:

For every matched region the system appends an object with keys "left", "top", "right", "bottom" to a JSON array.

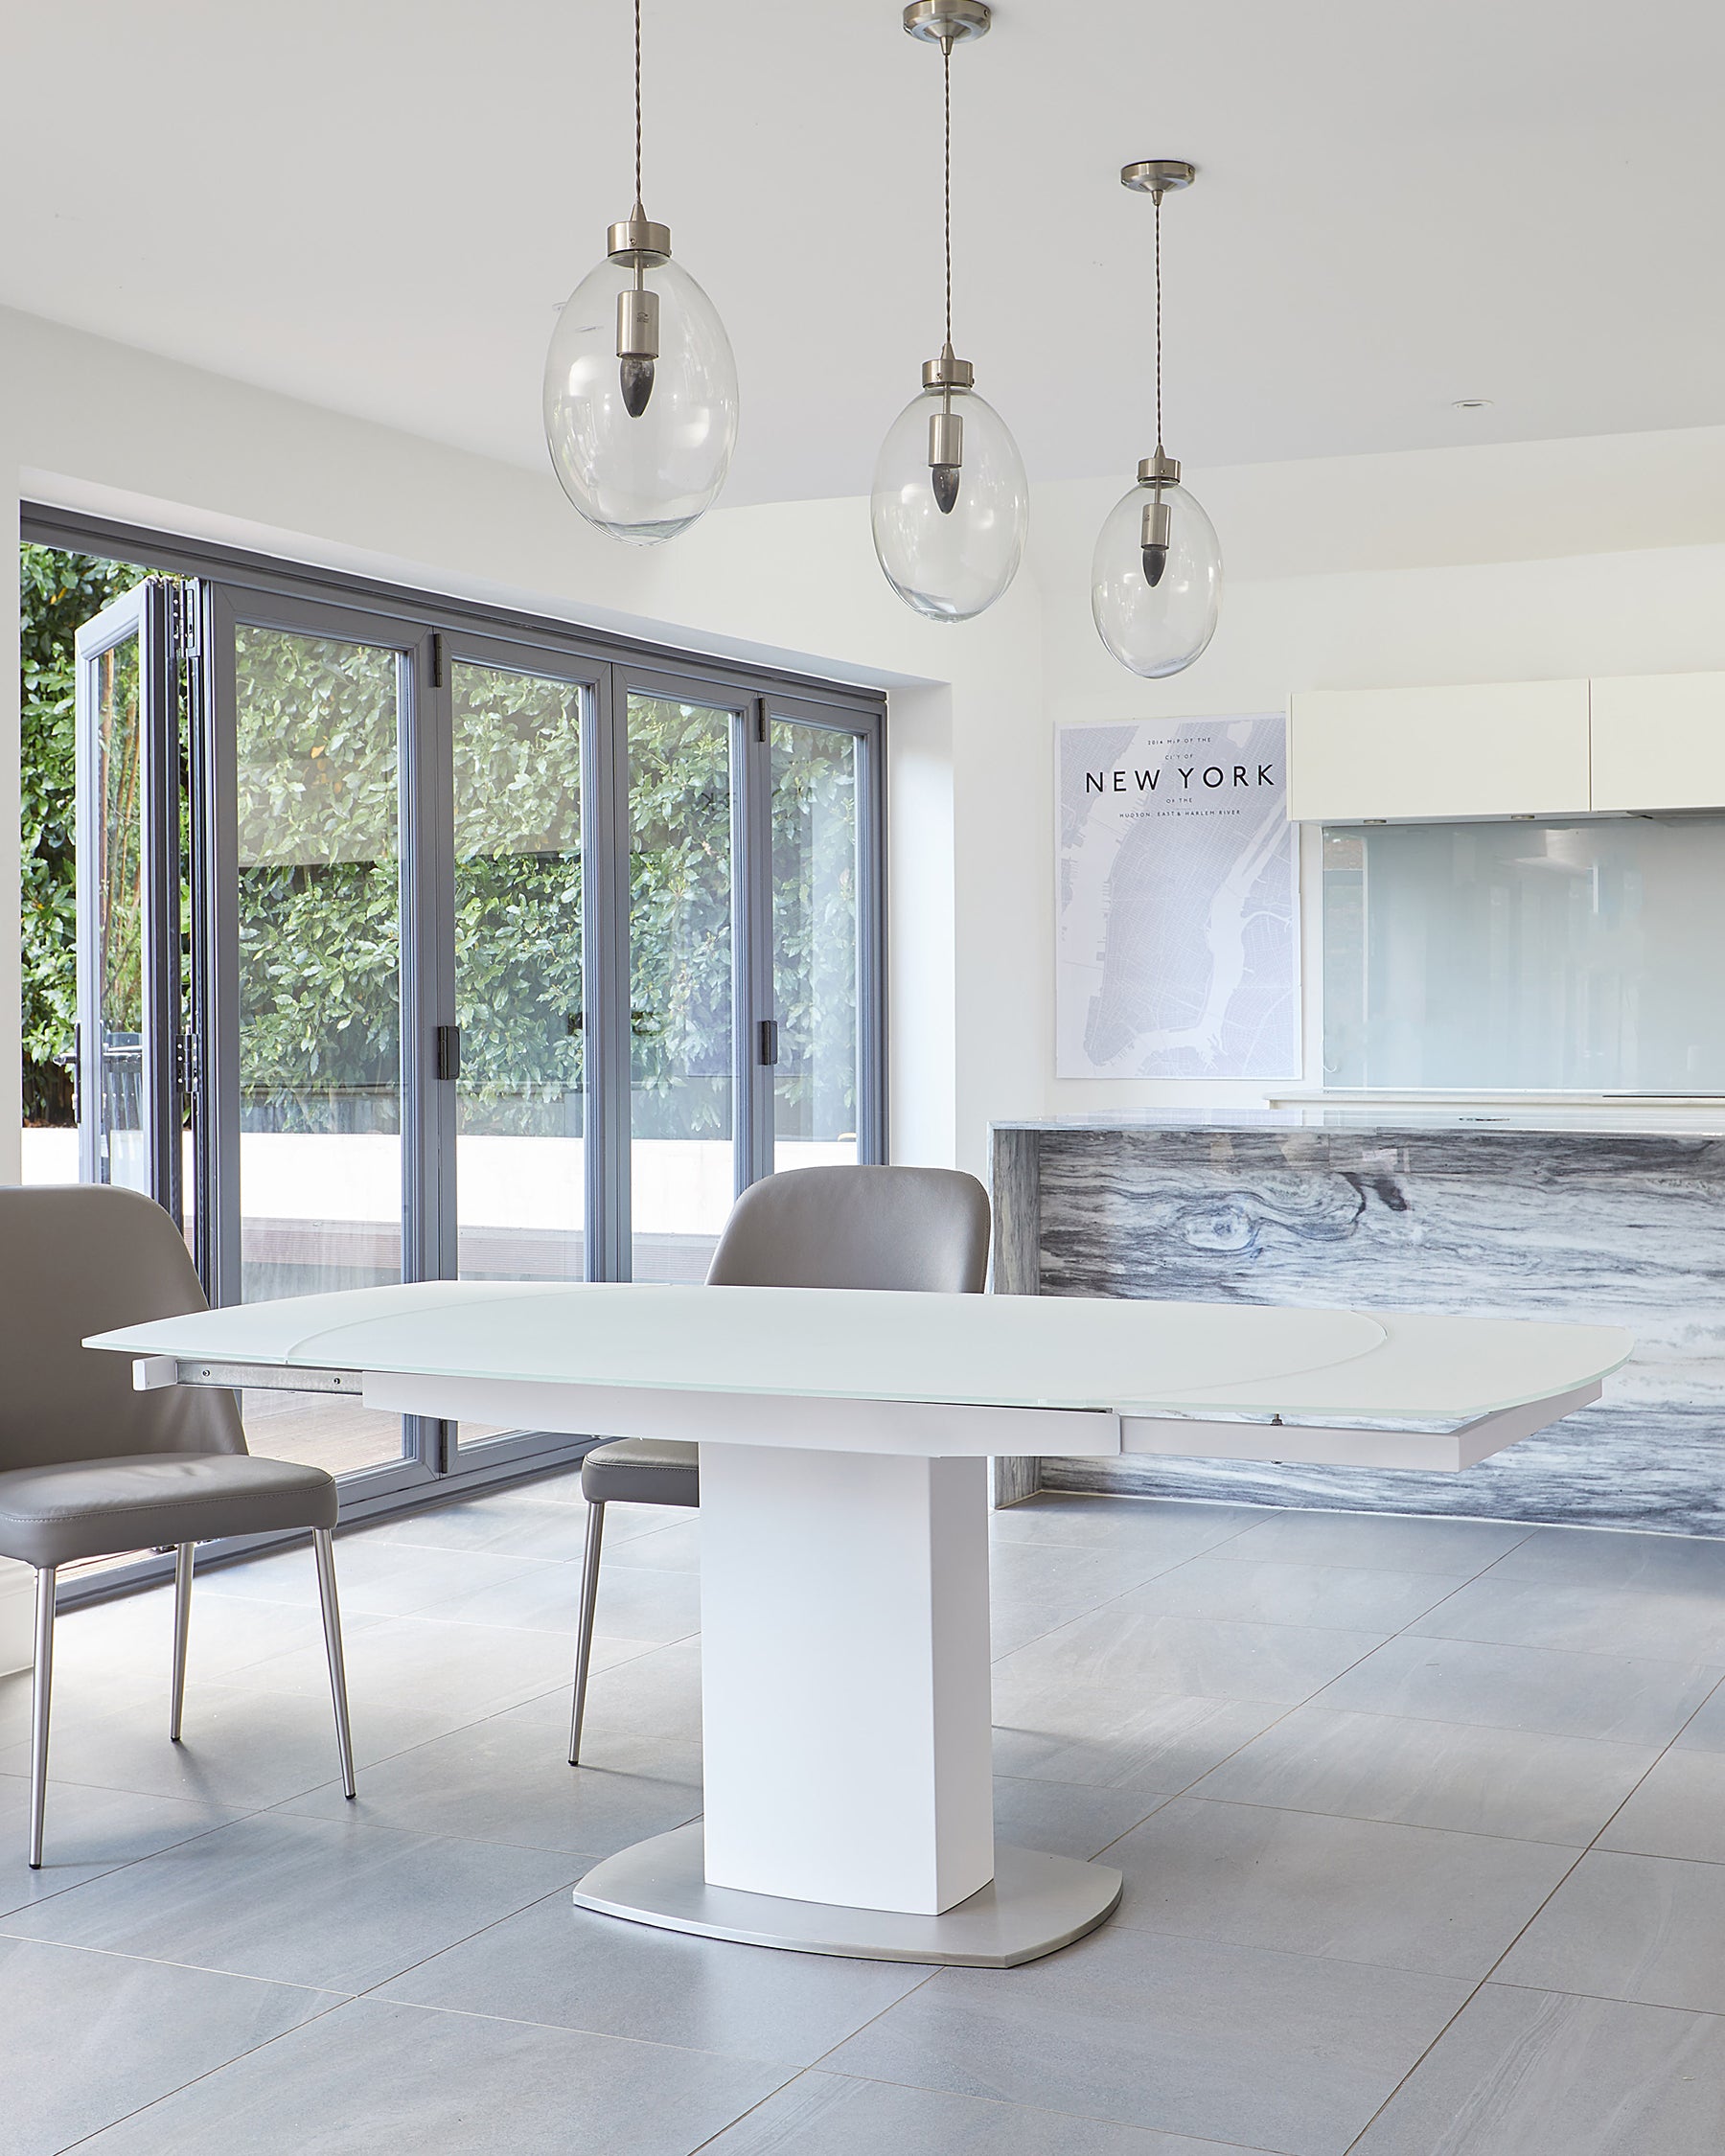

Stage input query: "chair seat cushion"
[
  {"left": 581, "top": 1438, "right": 700, "bottom": 1510},
  {"left": 0, "top": 1452, "right": 338, "bottom": 1569}
]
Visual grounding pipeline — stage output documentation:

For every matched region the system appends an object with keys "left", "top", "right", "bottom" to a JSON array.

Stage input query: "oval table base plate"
[{"left": 572, "top": 1823, "right": 1123, "bottom": 1967}]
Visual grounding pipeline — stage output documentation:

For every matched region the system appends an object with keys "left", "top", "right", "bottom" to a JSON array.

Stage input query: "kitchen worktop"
[{"left": 990, "top": 1113, "right": 1725, "bottom": 1534}]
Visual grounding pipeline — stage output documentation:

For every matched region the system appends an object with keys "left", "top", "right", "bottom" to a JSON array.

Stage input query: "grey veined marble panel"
[{"left": 1009, "top": 1124, "right": 1725, "bottom": 1535}]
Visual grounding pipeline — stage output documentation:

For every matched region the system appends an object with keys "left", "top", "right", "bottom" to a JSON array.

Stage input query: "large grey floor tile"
[
  {"left": 1352, "top": 1983, "right": 1725, "bottom": 2155},
  {"left": 520, "top": 1465, "right": 587, "bottom": 1503},
  {"left": 991, "top": 1683, "right": 1284, "bottom": 1796},
  {"left": 0, "top": 1679, "right": 449, "bottom": 1810},
  {"left": 606, "top": 1514, "right": 702, "bottom": 1571},
  {"left": 991, "top": 1537, "right": 1190, "bottom": 1608},
  {"left": 0, "top": 1777, "right": 241, "bottom": 1915},
  {"left": 5, "top": 1808, "right": 582, "bottom": 1993},
  {"left": 1121, "top": 1555, "right": 1460, "bottom": 1634},
  {"left": 988, "top": 1540, "right": 1182, "bottom": 1658},
  {"left": 361, "top": 1490, "right": 597, "bottom": 1559},
  {"left": 1192, "top": 1707, "right": 1659, "bottom": 1844},
  {"left": 224, "top": 1607, "right": 606, "bottom": 1722},
  {"left": 0, "top": 1935, "right": 334, "bottom": 2156},
  {"left": 988, "top": 1495, "right": 1261, "bottom": 1560},
  {"left": 1220, "top": 1510, "right": 1530, "bottom": 1576},
  {"left": 1673, "top": 1682, "right": 1725, "bottom": 1753},
  {"left": 993, "top": 1597, "right": 1386, "bottom": 1708},
  {"left": 1408, "top": 1572, "right": 1725, "bottom": 1663},
  {"left": 1316, "top": 1633, "right": 1724, "bottom": 1745},
  {"left": 1109, "top": 1797, "right": 1577, "bottom": 1978},
  {"left": 1498, "top": 1850, "right": 1725, "bottom": 2014},
  {"left": 72, "top": 1995, "right": 784, "bottom": 2156},
  {"left": 434, "top": 1552, "right": 702, "bottom": 1644},
  {"left": 0, "top": 1594, "right": 389, "bottom": 1748},
  {"left": 0, "top": 1609, "right": 339, "bottom": 1755},
  {"left": 574, "top": 1635, "right": 705, "bottom": 1744},
  {"left": 245, "top": 1544, "right": 578, "bottom": 1621},
  {"left": 381, "top": 1891, "right": 931, "bottom": 2068},
  {"left": 200, "top": 1535, "right": 547, "bottom": 1618},
  {"left": 702, "top": 2070, "right": 1258, "bottom": 2155},
  {"left": 276, "top": 1688, "right": 702, "bottom": 1856},
  {"left": 1598, "top": 1748, "right": 1725, "bottom": 1863},
  {"left": 602, "top": 1501, "right": 708, "bottom": 1544},
  {"left": 180, "top": 1590, "right": 396, "bottom": 1687},
  {"left": 992, "top": 1777, "right": 1163, "bottom": 1860},
  {"left": 826, "top": 1922, "right": 1468, "bottom": 2156},
  {"left": 1494, "top": 1525, "right": 1725, "bottom": 1594}
]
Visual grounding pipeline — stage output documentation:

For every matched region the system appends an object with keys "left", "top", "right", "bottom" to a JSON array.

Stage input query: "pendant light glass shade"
[
  {"left": 873, "top": 2, "right": 1025, "bottom": 621},
  {"left": 871, "top": 382, "right": 1028, "bottom": 621},
  {"left": 1091, "top": 476, "right": 1222, "bottom": 677},
  {"left": 1094, "top": 159, "right": 1221, "bottom": 677},
  {"left": 543, "top": 251, "right": 738, "bottom": 546}
]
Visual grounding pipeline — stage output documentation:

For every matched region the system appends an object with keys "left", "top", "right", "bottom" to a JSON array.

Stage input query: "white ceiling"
[{"left": 5, "top": 0, "right": 1722, "bottom": 508}]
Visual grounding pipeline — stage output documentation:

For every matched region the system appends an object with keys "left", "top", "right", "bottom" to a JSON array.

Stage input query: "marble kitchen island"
[{"left": 992, "top": 1109, "right": 1725, "bottom": 1534}]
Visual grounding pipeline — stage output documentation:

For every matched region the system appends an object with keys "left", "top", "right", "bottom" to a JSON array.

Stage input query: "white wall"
[
  {"left": 0, "top": 305, "right": 1046, "bottom": 1183},
  {"left": 1028, "top": 455, "right": 1725, "bottom": 1116},
  {"left": 12, "top": 298, "right": 1725, "bottom": 1180}
]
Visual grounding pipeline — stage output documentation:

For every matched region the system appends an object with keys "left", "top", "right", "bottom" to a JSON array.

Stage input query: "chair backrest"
[
  {"left": 0, "top": 1185, "right": 245, "bottom": 1471},
  {"left": 705, "top": 1165, "right": 991, "bottom": 1294}
]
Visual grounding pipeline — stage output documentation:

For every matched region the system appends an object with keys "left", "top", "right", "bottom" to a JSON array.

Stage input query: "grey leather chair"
[
  {"left": 0, "top": 1185, "right": 356, "bottom": 1866},
  {"left": 567, "top": 1163, "right": 991, "bottom": 1763}
]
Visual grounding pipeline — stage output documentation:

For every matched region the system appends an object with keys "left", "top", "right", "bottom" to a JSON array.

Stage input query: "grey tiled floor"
[{"left": 9, "top": 1485, "right": 1725, "bottom": 2154}]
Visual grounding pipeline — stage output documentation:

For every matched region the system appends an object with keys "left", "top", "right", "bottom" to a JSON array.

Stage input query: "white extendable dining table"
[{"left": 90, "top": 1280, "right": 1632, "bottom": 1966}]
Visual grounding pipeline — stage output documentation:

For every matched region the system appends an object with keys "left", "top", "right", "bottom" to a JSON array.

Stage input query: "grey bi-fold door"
[
  {"left": 73, "top": 579, "right": 183, "bottom": 1218},
  {"left": 62, "top": 542, "right": 885, "bottom": 1572}
]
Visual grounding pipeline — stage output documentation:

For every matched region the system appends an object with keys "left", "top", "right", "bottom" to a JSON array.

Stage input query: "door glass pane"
[
  {"left": 234, "top": 624, "right": 405, "bottom": 1474},
  {"left": 454, "top": 661, "right": 586, "bottom": 1283},
  {"left": 629, "top": 693, "right": 734, "bottom": 1282},
  {"left": 92, "top": 631, "right": 148, "bottom": 1193},
  {"left": 451, "top": 660, "right": 586, "bottom": 1446},
  {"left": 771, "top": 721, "right": 862, "bottom": 1170}
]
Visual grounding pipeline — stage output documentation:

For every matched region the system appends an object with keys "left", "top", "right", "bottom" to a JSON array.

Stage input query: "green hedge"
[{"left": 21, "top": 550, "right": 860, "bottom": 1144}]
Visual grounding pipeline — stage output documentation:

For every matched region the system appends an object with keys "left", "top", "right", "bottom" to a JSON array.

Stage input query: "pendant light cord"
[
  {"left": 943, "top": 37, "right": 954, "bottom": 352},
  {"left": 1154, "top": 189, "right": 1163, "bottom": 454},
  {"left": 633, "top": 0, "right": 643, "bottom": 209}
]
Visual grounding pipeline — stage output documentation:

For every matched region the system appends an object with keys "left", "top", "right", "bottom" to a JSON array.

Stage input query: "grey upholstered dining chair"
[
  {"left": 566, "top": 1162, "right": 992, "bottom": 1764},
  {"left": 0, "top": 1185, "right": 355, "bottom": 1867}
]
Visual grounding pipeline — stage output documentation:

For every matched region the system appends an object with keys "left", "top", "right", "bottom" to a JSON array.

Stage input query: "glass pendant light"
[
  {"left": 1092, "top": 160, "right": 1223, "bottom": 677},
  {"left": 543, "top": 0, "right": 739, "bottom": 543},
  {"left": 871, "top": 1, "right": 1028, "bottom": 622}
]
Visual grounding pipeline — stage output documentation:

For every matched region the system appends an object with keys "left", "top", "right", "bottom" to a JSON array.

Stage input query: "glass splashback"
[{"left": 1322, "top": 815, "right": 1725, "bottom": 1092}]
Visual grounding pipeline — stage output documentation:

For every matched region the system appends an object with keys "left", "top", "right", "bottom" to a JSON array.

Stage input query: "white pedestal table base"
[{"left": 573, "top": 1823, "right": 1122, "bottom": 1967}]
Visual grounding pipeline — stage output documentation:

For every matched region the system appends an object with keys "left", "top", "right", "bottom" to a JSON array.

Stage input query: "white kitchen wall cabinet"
[
  {"left": 1590, "top": 672, "right": 1725, "bottom": 813},
  {"left": 1287, "top": 681, "right": 1592, "bottom": 822}
]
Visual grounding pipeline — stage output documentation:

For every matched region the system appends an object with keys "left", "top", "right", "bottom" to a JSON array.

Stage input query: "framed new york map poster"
[{"left": 1056, "top": 713, "right": 1299, "bottom": 1080}]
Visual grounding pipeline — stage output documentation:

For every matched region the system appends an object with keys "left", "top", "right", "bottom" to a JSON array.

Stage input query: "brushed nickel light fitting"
[
  {"left": 870, "top": 0, "right": 1028, "bottom": 621},
  {"left": 1120, "top": 162, "right": 1193, "bottom": 586},
  {"left": 1091, "top": 157, "right": 1224, "bottom": 677}
]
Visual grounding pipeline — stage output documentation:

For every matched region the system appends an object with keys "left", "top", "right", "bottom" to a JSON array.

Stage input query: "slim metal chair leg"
[
  {"left": 170, "top": 1543, "right": 195, "bottom": 1742},
  {"left": 29, "top": 1568, "right": 55, "bottom": 1869},
  {"left": 312, "top": 1528, "right": 356, "bottom": 1800},
  {"left": 568, "top": 1500, "right": 606, "bottom": 1766}
]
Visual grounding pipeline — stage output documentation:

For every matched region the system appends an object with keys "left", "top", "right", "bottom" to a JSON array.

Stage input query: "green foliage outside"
[
  {"left": 18, "top": 545, "right": 149, "bottom": 1122},
  {"left": 234, "top": 639, "right": 857, "bottom": 1140},
  {"left": 21, "top": 546, "right": 861, "bottom": 1144}
]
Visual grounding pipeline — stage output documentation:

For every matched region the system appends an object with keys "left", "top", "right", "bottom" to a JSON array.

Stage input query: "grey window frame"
[
  {"left": 26, "top": 505, "right": 888, "bottom": 1601},
  {"left": 73, "top": 578, "right": 182, "bottom": 1216}
]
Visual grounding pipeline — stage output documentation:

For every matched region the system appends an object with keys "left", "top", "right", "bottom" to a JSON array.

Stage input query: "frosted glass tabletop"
[{"left": 88, "top": 1280, "right": 1632, "bottom": 1426}]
